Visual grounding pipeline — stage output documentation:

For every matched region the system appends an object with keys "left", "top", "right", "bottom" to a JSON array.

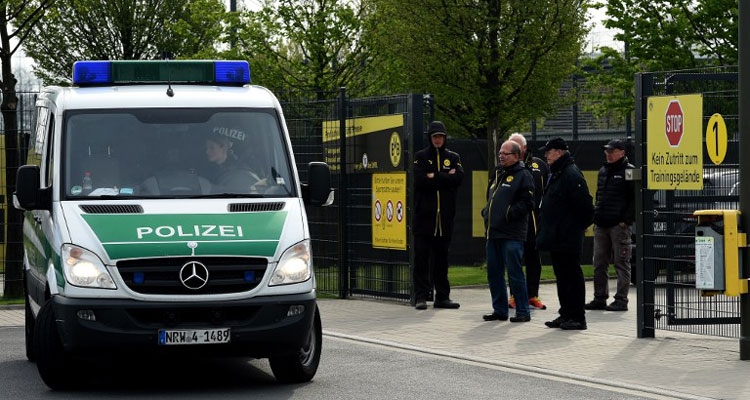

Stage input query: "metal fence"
[{"left": 635, "top": 66, "right": 741, "bottom": 338}]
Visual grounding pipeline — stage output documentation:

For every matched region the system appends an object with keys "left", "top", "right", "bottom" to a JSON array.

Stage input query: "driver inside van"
[{"left": 205, "top": 132, "right": 266, "bottom": 192}]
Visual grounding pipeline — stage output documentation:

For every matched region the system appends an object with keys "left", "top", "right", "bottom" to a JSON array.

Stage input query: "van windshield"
[{"left": 62, "top": 108, "right": 296, "bottom": 199}]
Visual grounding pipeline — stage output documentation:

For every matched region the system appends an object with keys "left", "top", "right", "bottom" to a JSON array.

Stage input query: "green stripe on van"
[{"left": 81, "top": 212, "right": 287, "bottom": 259}]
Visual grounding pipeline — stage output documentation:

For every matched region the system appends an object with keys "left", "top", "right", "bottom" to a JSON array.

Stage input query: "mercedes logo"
[{"left": 179, "top": 261, "right": 209, "bottom": 290}]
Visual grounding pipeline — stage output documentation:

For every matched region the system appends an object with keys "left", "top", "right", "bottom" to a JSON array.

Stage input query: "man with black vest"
[{"left": 585, "top": 139, "right": 635, "bottom": 312}]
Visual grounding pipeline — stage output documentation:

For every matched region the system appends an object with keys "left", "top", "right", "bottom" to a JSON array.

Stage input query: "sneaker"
[
  {"left": 584, "top": 299, "right": 607, "bottom": 310},
  {"left": 415, "top": 301, "right": 427, "bottom": 310},
  {"left": 529, "top": 296, "right": 547, "bottom": 310},
  {"left": 544, "top": 316, "right": 568, "bottom": 328},
  {"left": 559, "top": 320, "right": 587, "bottom": 330},
  {"left": 508, "top": 295, "right": 516, "bottom": 309},
  {"left": 606, "top": 301, "right": 628, "bottom": 311},
  {"left": 433, "top": 299, "right": 460, "bottom": 309}
]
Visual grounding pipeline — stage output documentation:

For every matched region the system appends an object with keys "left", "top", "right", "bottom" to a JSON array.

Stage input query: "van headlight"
[
  {"left": 270, "top": 240, "right": 312, "bottom": 286},
  {"left": 62, "top": 244, "right": 116, "bottom": 289}
]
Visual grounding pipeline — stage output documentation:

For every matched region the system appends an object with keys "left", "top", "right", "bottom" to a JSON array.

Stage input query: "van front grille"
[
  {"left": 229, "top": 202, "right": 285, "bottom": 212},
  {"left": 80, "top": 204, "right": 144, "bottom": 214},
  {"left": 116, "top": 257, "right": 267, "bottom": 295}
]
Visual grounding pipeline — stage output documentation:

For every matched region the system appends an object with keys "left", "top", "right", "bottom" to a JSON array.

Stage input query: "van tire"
[
  {"left": 34, "top": 301, "right": 74, "bottom": 390},
  {"left": 269, "top": 306, "right": 322, "bottom": 383},
  {"left": 25, "top": 294, "right": 36, "bottom": 362}
]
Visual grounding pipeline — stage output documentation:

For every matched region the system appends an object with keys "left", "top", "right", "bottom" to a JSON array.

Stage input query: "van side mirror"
[
  {"left": 302, "top": 162, "right": 333, "bottom": 206},
  {"left": 14, "top": 165, "right": 51, "bottom": 211}
]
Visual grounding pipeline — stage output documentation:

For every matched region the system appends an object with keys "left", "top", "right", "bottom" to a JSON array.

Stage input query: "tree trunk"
[{"left": 1, "top": 49, "right": 24, "bottom": 299}]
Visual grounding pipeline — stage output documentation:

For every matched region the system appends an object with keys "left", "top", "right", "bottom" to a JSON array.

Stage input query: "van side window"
[
  {"left": 28, "top": 105, "right": 48, "bottom": 167},
  {"left": 44, "top": 114, "right": 56, "bottom": 187}
]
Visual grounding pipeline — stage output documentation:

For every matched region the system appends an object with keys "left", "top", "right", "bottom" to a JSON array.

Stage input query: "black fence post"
[
  {"left": 337, "top": 87, "right": 350, "bottom": 299},
  {"left": 738, "top": 0, "right": 750, "bottom": 360},
  {"left": 407, "top": 93, "right": 425, "bottom": 305},
  {"left": 635, "top": 72, "right": 655, "bottom": 338}
]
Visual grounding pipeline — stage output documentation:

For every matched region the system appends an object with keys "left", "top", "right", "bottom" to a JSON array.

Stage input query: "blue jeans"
[{"left": 486, "top": 239, "right": 530, "bottom": 317}]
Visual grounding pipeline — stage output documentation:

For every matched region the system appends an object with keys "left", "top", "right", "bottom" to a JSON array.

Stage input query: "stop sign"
[{"left": 665, "top": 100, "right": 684, "bottom": 147}]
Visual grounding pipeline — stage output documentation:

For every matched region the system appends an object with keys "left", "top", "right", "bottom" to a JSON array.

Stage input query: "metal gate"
[
  {"left": 635, "top": 66, "right": 741, "bottom": 338},
  {"left": 282, "top": 89, "right": 429, "bottom": 301}
]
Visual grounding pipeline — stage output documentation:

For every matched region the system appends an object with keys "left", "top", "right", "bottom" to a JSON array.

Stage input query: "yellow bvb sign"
[{"left": 371, "top": 172, "right": 407, "bottom": 250}]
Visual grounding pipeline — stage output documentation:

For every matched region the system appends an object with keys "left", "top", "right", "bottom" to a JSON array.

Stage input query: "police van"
[{"left": 13, "top": 60, "right": 332, "bottom": 389}]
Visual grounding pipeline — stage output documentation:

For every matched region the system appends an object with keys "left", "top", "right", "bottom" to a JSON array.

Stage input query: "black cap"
[
  {"left": 538, "top": 137, "right": 568, "bottom": 151},
  {"left": 427, "top": 121, "right": 447, "bottom": 136},
  {"left": 602, "top": 139, "right": 626, "bottom": 151}
]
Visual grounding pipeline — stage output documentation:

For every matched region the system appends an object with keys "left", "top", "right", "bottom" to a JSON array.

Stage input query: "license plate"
[{"left": 158, "top": 328, "right": 231, "bottom": 345}]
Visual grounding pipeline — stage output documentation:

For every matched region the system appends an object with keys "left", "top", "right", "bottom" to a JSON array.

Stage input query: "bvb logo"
[
  {"left": 389, "top": 131, "right": 402, "bottom": 167},
  {"left": 531, "top": 162, "right": 538, "bottom": 169},
  {"left": 443, "top": 159, "right": 450, "bottom": 167},
  {"left": 505, "top": 175, "right": 514, "bottom": 183}
]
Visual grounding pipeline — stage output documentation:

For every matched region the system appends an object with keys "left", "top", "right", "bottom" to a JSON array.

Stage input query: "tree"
[
  {"left": 19, "top": 0, "right": 228, "bottom": 85},
  {"left": 1, "top": 0, "right": 53, "bottom": 298},
  {"left": 226, "top": 0, "right": 380, "bottom": 97},
  {"left": 368, "top": 0, "right": 588, "bottom": 169},
  {"left": 582, "top": 0, "right": 738, "bottom": 126}
]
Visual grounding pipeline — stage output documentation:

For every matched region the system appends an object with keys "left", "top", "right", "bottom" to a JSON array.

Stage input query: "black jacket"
[
  {"left": 483, "top": 161, "right": 534, "bottom": 241},
  {"left": 525, "top": 154, "right": 549, "bottom": 239},
  {"left": 536, "top": 152, "right": 594, "bottom": 252},
  {"left": 594, "top": 156, "right": 635, "bottom": 228},
  {"left": 413, "top": 144, "right": 464, "bottom": 237}
]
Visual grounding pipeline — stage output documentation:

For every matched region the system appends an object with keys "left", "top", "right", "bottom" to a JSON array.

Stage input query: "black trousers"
[
  {"left": 413, "top": 234, "right": 452, "bottom": 302},
  {"left": 550, "top": 251, "right": 586, "bottom": 322}
]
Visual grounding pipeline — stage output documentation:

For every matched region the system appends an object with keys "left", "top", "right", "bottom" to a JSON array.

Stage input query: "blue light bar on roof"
[{"left": 72, "top": 60, "right": 251, "bottom": 86}]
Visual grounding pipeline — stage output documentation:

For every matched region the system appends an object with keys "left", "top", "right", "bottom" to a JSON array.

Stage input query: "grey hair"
[{"left": 508, "top": 132, "right": 526, "bottom": 147}]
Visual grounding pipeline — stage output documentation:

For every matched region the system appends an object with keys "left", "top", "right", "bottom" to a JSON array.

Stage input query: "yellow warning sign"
[{"left": 372, "top": 172, "right": 407, "bottom": 250}]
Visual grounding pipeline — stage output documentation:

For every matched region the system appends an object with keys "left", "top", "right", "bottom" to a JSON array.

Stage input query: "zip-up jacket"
[
  {"left": 536, "top": 152, "right": 594, "bottom": 252},
  {"left": 413, "top": 144, "right": 464, "bottom": 237},
  {"left": 593, "top": 156, "right": 635, "bottom": 228},
  {"left": 483, "top": 161, "right": 534, "bottom": 241}
]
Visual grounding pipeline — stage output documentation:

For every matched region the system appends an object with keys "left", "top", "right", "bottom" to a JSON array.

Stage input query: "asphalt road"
[{"left": 0, "top": 326, "right": 669, "bottom": 399}]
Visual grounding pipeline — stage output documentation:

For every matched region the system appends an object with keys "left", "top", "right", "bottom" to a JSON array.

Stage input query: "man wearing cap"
[
  {"left": 585, "top": 139, "right": 635, "bottom": 312},
  {"left": 412, "top": 121, "right": 464, "bottom": 310},
  {"left": 536, "top": 137, "right": 594, "bottom": 330}
]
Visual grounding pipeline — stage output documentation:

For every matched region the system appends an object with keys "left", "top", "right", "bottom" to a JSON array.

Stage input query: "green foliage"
[
  {"left": 582, "top": 0, "right": 738, "bottom": 122},
  {"left": 368, "top": 0, "right": 588, "bottom": 140},
  {"left": 226, "top": 0, "right": 378, "bottom": 96},
  {"left": 20, "top": 0, "right": 228, "bottom": 85}
]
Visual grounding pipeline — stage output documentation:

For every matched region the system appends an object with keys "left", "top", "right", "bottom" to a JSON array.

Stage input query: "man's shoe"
[
  {"left": 433, "top": 299, "right": 460, "bottom": 309},
  {"left": 415, "top": 301, "right": 427, "bottom": 310},
  {"left": 529, "top": 296, "right": 547, "bottom": 310},
  {"left": 606, "top": 301, "right": 628, "bottom": 311},
  {"left": 584, "top": 299, "right": 607, "bottom": 310},
  {"left": 544, "top": 316, "right": 568, "bottom": 328},
  {"left": 508, "top": 295, "right": 516, "bottom": 309},
  {"left": 509, "top": 315, "right": 531, "bottom": 323},
  {"left": 482, "top": 313, "right": 508, "bottom": 321},
  {"left": 559, "top": 320, "right": 588, "bottom": 330}
]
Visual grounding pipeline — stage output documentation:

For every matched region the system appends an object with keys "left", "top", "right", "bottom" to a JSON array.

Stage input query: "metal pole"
[
  {"left": 738, "top": 0, "right": 750, "bottom": 360},
  {"left": 338, "top": 87, "right": 350, "bottom": 298}
]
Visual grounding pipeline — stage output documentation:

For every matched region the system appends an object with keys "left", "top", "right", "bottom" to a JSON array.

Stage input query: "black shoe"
[
  {"left": 606, "top": 301, "right": 628, "bottom": 311},
  {"left": 544, "top": 316, "right": 568, "bottom": 328},
  {"left": 433, "top": 299, "right": 460, "bottom": 309},
  {"left": 509, "top": 315, "right": 531, "bottom": 323},
  {"left": 482, "top": 313, "right": 508, "bottom": 321},
  {"left": 584, "top": 299, "right": 607, "bottom": 310},
  {"left": 559, "top": 320, "right": 588, "bottom": 330},
  {"left": 415, "top": 301, "right": 427, "bottom": 310}
]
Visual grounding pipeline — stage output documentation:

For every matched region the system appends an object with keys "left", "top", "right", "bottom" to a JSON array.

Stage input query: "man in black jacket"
[
  {"left": 481, "top": 140, "right": 534, "bottom": 322},
  {"left": 585, "top": 139, "right": 635, "bottom": 312},
  {"left": 412, "top": 121, "right": 464, "bottom": 310},
  {"left": 536, "top": 137, "right": 594, "bottom": 330}
]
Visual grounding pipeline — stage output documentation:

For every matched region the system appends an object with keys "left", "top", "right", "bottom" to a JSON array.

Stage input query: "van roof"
[{"left": 39, "top": 84, "right": 280, "bottom": 110}]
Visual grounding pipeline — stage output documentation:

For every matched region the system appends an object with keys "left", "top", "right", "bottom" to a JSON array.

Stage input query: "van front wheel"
[
  {"left": 269, "top": 306, "right": 322, "bottom": 383},
  {"left": 34, "top": 301, "right": 74, "bottom": 390}
]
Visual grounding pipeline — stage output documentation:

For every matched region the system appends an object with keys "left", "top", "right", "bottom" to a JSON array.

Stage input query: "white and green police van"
[{"left": 14, "top": 60, "right": 332, "bottom": 389}]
